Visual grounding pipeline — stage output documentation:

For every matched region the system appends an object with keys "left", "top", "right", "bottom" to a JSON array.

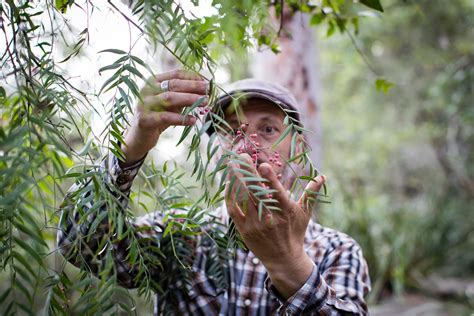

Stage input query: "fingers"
[
  {"left": 232, "top": 154, "right": 269, "bottom": 194},
  {"left": 141, "top": 111, "right": 196, "bottom": 131},
  {"left": 227, "top": 160, "right": 253, "bottom": 204},
  {"left": 225, "top": 171, "right": 246, "bottom": 225},
  {"left": 298, "top": 175, "right": 326, "bottom": 211},
  {"left": 142, "top": 93, "right": 208, "bottom": 112},
  {"left": 142, "top": 78, "right": 208, "bottom": 96},
  {"left": 258, "top": 162, "right": 290, "bottom": 209},
  {"left": 154, "top": 69, "right": 203, "bottom": 82},
  {"left": 167, "top": 79, "right": 208, "bottom": 95}
]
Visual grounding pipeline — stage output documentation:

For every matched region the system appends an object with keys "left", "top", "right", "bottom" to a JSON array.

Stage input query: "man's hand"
[
  {"left": 121, "top": 69, "right": 208, "bottom": 167},
  {"left": 225, "top": 154, "right": 326, "bottom": 299}
]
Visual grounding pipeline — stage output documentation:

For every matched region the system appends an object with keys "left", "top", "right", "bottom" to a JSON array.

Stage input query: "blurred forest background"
[
  {"left": 319, "top": 0, "right": 474, "bottom": 314},
  {"left": 1, "top": 0, "right": 473, "bottom": 315}
]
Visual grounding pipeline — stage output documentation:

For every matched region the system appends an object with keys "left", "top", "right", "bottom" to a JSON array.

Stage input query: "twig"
[{"left": 277, "top": 0, "right": 284, "bottom": 37}]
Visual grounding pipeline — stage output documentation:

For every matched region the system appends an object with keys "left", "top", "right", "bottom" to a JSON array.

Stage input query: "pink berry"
[
  {"left": 274, "top": 153, "right": 280, "bottom": 158},
  {"left": 250, "top": 133, "right": 257, "bottom": 139},
  {"left": 269, "top": 157, "right": 274, "bottom": 163},
  {"left": 276, "top": 161, "right": 282, "bottom": 167},
  {"left": 254, "top": 142, "right": 260, "bottom": 147},
  {"left": 204, "top": 107, "right": 210, "bottom": 113},
  {"left": 277, "top": 173, "right": 282, "bottom": 179},
  {"left": 199, "top": 110, "right": 204, "bottom": 115}
]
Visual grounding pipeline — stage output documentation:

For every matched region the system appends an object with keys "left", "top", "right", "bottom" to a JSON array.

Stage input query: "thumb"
[{"left": 298, "top": 175, "right": 326, "bottom": 211}]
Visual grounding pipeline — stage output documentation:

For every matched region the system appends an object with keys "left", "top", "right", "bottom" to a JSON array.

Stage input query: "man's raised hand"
[{"left": 121, "top": 69, "right": 208, "bottom": 166}]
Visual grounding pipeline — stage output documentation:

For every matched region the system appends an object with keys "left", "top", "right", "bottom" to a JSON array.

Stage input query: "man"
[{"left": 57, "top": 69, "right": 371, "bottom": 315}]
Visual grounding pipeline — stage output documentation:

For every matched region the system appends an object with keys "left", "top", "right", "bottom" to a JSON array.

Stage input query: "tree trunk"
[{"left": 251, "top": 10, "right": 323, "bottom": 168}]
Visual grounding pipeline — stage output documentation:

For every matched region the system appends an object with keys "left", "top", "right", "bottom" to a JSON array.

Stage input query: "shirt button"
[
  {"left": 252, "top": 257, "right": 260, "bottom": 265},
  {"left": 244, "top": 298, "right": 252, "bottom": 306}
]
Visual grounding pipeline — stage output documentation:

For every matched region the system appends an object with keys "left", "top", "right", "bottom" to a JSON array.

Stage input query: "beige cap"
[{"left": 206, "top": 78, "right": 302, "bottom": 135}]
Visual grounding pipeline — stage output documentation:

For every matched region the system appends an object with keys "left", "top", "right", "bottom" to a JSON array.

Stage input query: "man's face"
[{"left": 218, "top": 98, "right": 298, "bottom": 184}]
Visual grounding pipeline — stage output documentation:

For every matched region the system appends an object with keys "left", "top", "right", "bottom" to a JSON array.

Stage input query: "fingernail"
[
  {"left": 259, "top": 164, "right": 270, "bottom": 176},
  {"left": 315, "top": 175, "right": 322, "bottom": 183}
]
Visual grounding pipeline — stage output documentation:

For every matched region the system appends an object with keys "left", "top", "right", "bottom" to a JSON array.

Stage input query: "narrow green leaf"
[
  {"left": 177, "top": 126, "right": 193, "bottom": 146},
  {"left": 99, "top": 63, "right": 122, "bottom": 73},
  {"left": 272, "top": 124, "right": 292, "bottom": 148},
  {"left": 77, "top": 138, "right": 93, "bottom": 156},
  {"left": 359, "top": 0, "right": 384, "bottom": 12},
  {"left": 99, "top": 48, "right": 128, "bottom": 55}
]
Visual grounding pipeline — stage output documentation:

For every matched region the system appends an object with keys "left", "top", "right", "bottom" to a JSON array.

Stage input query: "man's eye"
[{"left": 263, "top": 126, "right": 277, "bottom": 134}]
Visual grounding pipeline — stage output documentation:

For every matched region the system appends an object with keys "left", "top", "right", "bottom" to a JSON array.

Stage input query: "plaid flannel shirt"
[{"left": 57, "top": 154, "right": 371, "bottom": 315}]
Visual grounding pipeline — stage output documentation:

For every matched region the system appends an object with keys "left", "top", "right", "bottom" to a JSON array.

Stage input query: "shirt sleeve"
[
  {"left": 56, "top": 153, "right": 164, "bottom": 289},
  {"left": 265, "top": 241, "right": 371, "bottom": 315}
]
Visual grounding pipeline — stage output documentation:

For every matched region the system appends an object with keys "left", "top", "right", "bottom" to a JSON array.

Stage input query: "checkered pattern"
[{"left": 57, "top": 154, "right": 371, "bottom": 315}]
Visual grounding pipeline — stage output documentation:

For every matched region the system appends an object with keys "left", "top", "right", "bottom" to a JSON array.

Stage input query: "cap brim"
[{"left": 205, "top": 91, "right": 299, "bottom": 136}]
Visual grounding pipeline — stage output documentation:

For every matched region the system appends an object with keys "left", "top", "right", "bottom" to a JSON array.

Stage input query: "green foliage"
[
  {"left": 320, "top": 0, "right": 474, "bottom": 305},
  {"left": 375, "top": 78, "right": 393, "bottom": 93},
  {"left": 1, "top": 0, "right": 381, "bottom": 313}
]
